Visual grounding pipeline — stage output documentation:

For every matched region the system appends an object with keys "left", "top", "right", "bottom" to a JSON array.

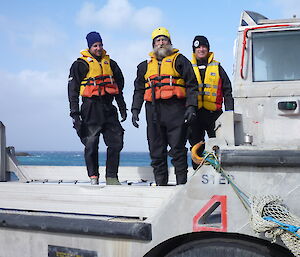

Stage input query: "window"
[{"left": 252, "top": 30, "right": 300, "bottom": 82}]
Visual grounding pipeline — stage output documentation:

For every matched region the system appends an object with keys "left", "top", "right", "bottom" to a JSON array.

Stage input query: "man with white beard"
[{"left": 131, "top": 27, "right": 198, "bottom": 186}]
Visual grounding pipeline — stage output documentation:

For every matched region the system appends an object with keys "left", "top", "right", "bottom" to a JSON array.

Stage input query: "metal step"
[{"left": 0, "top": 182, "right": 178, "bottom": 218}]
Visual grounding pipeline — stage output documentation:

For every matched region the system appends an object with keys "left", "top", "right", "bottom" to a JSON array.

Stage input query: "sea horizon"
[{"left": 16, "top": 150, "right": 192, "bottom": 167}]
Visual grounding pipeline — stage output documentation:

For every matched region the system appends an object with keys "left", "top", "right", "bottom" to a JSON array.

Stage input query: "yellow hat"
[{"left": 151, "top": 27, "right": 171, "bottom": 40}]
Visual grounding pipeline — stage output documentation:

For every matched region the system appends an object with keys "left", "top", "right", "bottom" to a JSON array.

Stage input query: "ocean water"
[
  {"left": 16, "top": 151, "right": 192, "bottom": 167},
  {"left": 16, "top": 151, "right": 152, "bottom": 166}
]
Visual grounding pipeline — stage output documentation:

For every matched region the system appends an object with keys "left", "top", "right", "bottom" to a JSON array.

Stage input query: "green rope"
[{"left": 194, "top": 151, "right": 251, "bottom": 211}]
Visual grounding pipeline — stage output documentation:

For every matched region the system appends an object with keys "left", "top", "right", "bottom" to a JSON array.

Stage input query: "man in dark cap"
[
  {"left": 68, "top": 31, "right": 127, "bottom": 185},
  {"left": 131, "top": 27, "right": 198, "bottom": 186},
  {"left": 189, "top": 35, "right": 234, "bottom": 169}
]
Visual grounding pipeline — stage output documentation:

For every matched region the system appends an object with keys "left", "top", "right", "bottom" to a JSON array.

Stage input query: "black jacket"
[
  {"left": 68, "top": 55, "right": 126, "bottom": 119},
  {"left": 131, "top": 53, "right": 198, "bottom": 113}
]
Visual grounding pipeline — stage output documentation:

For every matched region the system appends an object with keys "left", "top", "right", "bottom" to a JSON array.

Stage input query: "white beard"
[{"left": 153, "top": 44, "right": 173, "bottom": 60}]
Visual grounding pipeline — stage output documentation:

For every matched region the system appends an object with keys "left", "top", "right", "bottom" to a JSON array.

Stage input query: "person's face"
[
  {"left": 195, "top": 45, "right": 209, "bottom": 59},
  {"left": 153, "top": 36, "right": 170, "bottom": 48},
  {"left": 89, "top": 42, "right": 103, "bottom": 57}
]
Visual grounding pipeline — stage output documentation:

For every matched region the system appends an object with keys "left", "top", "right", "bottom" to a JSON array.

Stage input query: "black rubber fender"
[{"left": 164, "top": 237, "right": 293, "bottom": 257}]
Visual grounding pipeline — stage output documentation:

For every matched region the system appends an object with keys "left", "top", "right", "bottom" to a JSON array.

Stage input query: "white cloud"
[
  {"left": 27, "top": 26, "right": 66, "bottom": 50},
  {"left": 0, "top": 15, "right": 67, "bottom": 66},
  {"left": 22, "top": 70, "right": 66, "bottom": 98},
  {"left": 131, "top": 6, "right": 163, "bottom": 32},
  {"left": 0, "top": 70, "right": 66, "bottom": 100},
  {"left": 77, "top": 1, "right": 133, "bottom": 29},
  {"left": 77, "top": 0, "right": 162, "bottom": 32},
  {"left": 0, "top": 69, "right": 74, "bottom": 151},
  {"left": 0, "top": 70, "right": 68, "bottom": 115}
]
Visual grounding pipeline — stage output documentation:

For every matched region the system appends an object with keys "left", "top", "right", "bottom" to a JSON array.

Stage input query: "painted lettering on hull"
[{"left": 201, "top": 174, "right": 234, "bottom": 185}]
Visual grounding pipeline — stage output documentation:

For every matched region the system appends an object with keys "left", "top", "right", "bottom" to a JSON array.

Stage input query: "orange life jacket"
[
  {"left": 144, "top": 49, "right": 186, "bottom": 102},
  {"left": 79, "top": 49, "right": 119, "bottom": 97}
]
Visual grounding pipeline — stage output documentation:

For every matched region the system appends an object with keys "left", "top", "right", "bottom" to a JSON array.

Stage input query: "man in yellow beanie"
[{"left": 131, "top": 27, "right": 198, "bottom": 185}]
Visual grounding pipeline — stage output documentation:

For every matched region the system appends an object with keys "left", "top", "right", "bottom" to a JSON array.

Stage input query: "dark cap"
[
  {"left": 86, "top": 31, "right": 102, "bottom": 48},
  {"left": 192, "top": 35, "right": 210, "bottom": 52}
]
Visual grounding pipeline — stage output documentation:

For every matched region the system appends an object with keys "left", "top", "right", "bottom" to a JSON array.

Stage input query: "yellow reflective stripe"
[
  {"left": 198, "top": 83, "right": 218, "bottom": 89},
  {"left": 198, "top": 91, "right": 209, "bottom": 95},
  {"left": 207, "top": 62, "right": 219, "bottom": 66},
  {"left": 204, "top": 83, "right": 218, "bottom": 89},
  {"left": 199, "top": 91, "right": 217, "bottom": 96}
]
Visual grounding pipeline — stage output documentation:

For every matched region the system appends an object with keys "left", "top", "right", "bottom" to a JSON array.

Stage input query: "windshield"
[{"left": 252, "top": 30, "right": 300, "bottom": 82}]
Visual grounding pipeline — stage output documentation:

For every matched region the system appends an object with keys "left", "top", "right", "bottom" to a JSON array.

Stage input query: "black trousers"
[
  {"left": 188, "top": 108, "right": 222, "bottom": 169},
  {"left": 145, "top": 99, "right": 188, "bottom": 185},
  {"left": 80, "top": 98, "right": 124, "bottom": 178}
]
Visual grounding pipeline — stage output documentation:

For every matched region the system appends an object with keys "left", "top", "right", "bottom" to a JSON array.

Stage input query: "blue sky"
[{"left": 0, "top": 0, "right": 298, "bottom": 151}]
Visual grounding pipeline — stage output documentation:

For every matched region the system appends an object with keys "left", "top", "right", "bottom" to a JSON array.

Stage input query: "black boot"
[{"left": 176, "top": 173, "right": 187, "bottom": 185}]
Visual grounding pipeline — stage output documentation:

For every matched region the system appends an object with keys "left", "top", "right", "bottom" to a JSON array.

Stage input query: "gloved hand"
[
  {"left": 131, "top": 109, "right": 139, "bottom": 128},
  {"left": 119, "top": 108, "right": 127, "bottom": 122},
  {"left": 72, "top": 115, "right": 83, "bottom": 138},
  {"left": 184, "top": 106, "right": 197, "bottom": 124}
]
